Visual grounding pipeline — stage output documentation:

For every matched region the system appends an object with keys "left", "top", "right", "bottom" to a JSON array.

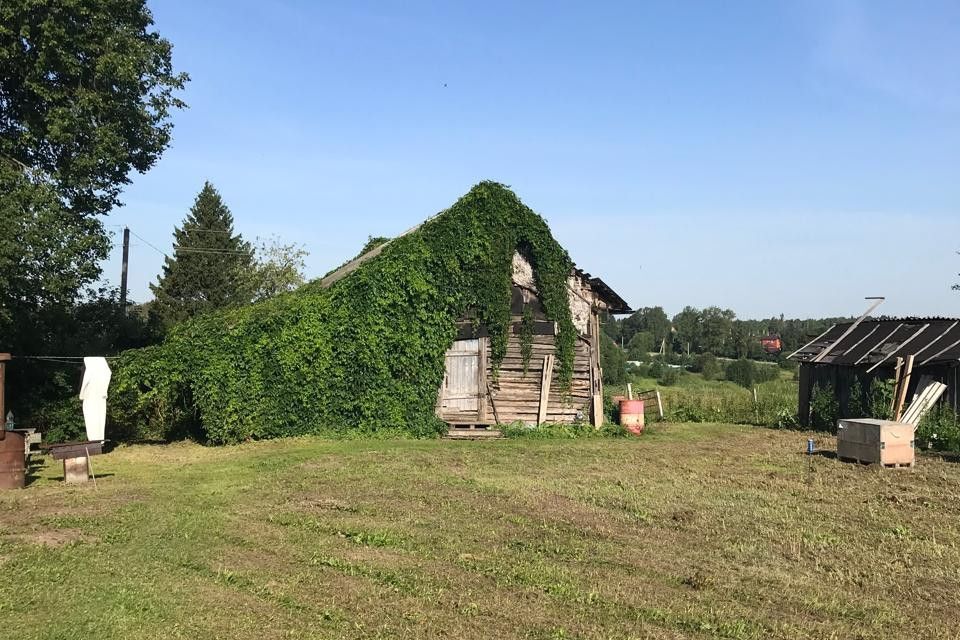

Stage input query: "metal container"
[
  {"left": 619, "top": 399, "right": 645, "bottom": 435},
  {"left": 0, "top": 431, "right": 26, "bottom": 489}
]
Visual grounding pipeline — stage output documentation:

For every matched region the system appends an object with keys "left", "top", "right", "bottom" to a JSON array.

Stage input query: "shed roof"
[{"left": 790, "top": 317, "right": 960, "bottom": 368}]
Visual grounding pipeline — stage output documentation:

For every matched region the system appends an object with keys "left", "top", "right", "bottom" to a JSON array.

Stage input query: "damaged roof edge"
[{"left": 790, "top": 317, "right": 960, "bottom": 367}]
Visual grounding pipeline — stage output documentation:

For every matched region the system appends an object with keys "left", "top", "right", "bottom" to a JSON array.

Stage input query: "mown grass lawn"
[{"left": 2, "top": 423, "right": 959, "bottom": 639}]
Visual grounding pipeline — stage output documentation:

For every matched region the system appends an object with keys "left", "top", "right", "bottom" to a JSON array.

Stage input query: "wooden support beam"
[
  {"left": 840, "top": 324, "right": 880, "bottom": 360},
  {"left": 537, "top": 354, "right": 555, "bottom": 425},
  {"left": 0, "top": 353, "right": 10, "bottom": 435},
  {"left": 854, "top": 323, "right": 904, "bottom": 365},
  {"left": 890, "top": 357, "right": 904, "bottom": 417},
  {"left": 893, "top": 355, "right": 915, "bottom": 421},
  {"left": 911, "top": 321, "right": 959, "bottom": 361},
  {"left": 787, "top": 325, "right": 836, "bottom": 360},
  {"left": 812, "top": 298, "right": 885, "bottom": 363},
  {"left": 478, "top": 338, "right": 488, "bottom": 423},
  {"left": 866, "top": 324, "right": 930, "bottom": 373},
  {"left": 919, "top": 336, "right": 960, "bottom": 366}
]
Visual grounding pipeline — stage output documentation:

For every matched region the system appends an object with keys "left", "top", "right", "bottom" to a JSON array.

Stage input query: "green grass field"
[
  {"left": 2, "top": 424, "right": 959, "bottom": 639},
  {"left": 609, "top": 368, "right": 799, "bottom": 426}
]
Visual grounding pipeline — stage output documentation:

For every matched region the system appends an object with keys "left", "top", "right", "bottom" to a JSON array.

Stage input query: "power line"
[
  {"left": 171, "top": 246, "right": 252, "bottom": 255},
  {"left": 127, "top": 228, "right": 169, "bottom": 258}
]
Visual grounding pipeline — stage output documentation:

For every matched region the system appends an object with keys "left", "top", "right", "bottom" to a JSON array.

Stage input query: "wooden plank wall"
[{"left": 485, "top": 333, "right": 593, "bottom": 425}]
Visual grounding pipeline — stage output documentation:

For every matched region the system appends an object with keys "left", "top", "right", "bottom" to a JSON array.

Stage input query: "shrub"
[
  {"left": 725, "top": 358, "right": 756, "bottom": 388},
  {"left": 753, "top": 363, "right": 779, "bottom": 384},
  {"left": 810, "top": 383, "right": 839, "bottom": 431},
  {"left": 868, "top": 378, "right": 894, "bottom": 420},
  {"left": 658, "top": 367, "right": 681, "bottom": 386},
  {"left": 648, "top": 360, "right": 664, "bottom": 379},
  {"left": 110, "top": 182, "right": 578, "bottom": 444},
  {"left": 916, "top": 406, "right": 960, "bottom": 452},
  {"left": 693, "top": 353, "right": 722, "bottom": 380},
  {"left": 626, "top": 362, "right": 650, "bottom": 378}
]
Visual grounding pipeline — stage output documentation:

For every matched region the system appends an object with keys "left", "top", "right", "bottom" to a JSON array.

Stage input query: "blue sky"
[{"left": 105, "top": 0, "right": 960, "bottom": 319}]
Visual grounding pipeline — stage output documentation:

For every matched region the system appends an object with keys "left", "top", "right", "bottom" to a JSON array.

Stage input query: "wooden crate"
[{"left": 837, "top": 418, "right": 914, "bottom": 468}]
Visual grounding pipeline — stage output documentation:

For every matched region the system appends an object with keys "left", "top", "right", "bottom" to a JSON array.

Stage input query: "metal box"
[{"left": 837, "top": 418, "right": 914, "bottom": 468}]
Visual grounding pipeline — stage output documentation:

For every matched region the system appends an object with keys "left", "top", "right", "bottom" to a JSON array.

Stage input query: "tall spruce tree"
[{"left": 149, "top": 182, "right": 253, "bottom": 331}]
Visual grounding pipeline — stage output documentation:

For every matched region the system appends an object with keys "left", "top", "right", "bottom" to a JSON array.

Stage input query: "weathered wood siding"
[
  {"left": 485, "top": 332, "right": 594, "bottom": 425},
  {"left": 438, "top": 276, "right": 605, "bottom": 427}
]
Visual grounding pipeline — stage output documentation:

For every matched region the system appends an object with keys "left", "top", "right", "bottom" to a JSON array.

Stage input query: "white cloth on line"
[{"left": 79, "top": 357, "right": 111, "bottom": 441}]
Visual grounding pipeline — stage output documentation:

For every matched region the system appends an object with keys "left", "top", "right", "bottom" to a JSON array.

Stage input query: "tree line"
[{"left": 602, "top": 306, "right": 852, "bottom": 362}]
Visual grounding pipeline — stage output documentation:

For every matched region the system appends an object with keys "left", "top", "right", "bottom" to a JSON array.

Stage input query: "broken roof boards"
[{"left": 790, "top": 318, "right": 960, "bottom": 368}]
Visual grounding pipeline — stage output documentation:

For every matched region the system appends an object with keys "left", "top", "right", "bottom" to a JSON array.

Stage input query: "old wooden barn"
[
  {"left": 790, "top": 317, "right": 960, "bottom": 426},
  {"left": 320, "top": 226, "right": 631, "bottom": 431}
]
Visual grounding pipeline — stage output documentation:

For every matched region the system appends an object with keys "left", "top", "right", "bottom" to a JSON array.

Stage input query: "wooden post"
[
  {"left": 0, "top": 353, "right": 10, "bottom": 436},
  {"left": 477, "top": 337, "right": 488, "bottom": 423},
  {"left": 119, "top": 226, "right": 130, "bottom": 316},
  {"left": 591, "top": 313, "right": 603, "bottom": 428},
  {"left": 797, "top": 363, "right": 813, "bottom": 426},
  {"left": 655, "top": 390, "right": 664, "bottom": 420},
  {"left": 627, "top": 383, "right": 633, "bottom": 401},
  {"left": 537, "top": 354, "right": 554, "bottom": 425},
  {"left": 890, "top": 357, "right": 904, "bottom": 417},
  {"left": 894, "top": 355, "right": 915, "bottom": 421}
]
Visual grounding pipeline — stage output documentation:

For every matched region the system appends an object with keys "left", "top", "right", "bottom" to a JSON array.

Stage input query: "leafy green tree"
[
  {"left": 0, "top": 166, "right": 109, "bottom": 344},
  {"left": 0, "top": 0, "right": 186, "bottom": 352},
  {"left": 622, "top": 306, "right": 671, "bottom": 349},
  {"left": 672, "top": 306, "right": 702, "bottom": 354},
  {"left": 626, "top": 331, "right": 654, "bottom": 361},
  {"left": 149, "top": 183, "right": 254, "bottom": 331},
  {"left": 0, "top": 0, "right": 188, "bottom": 216},
  {"left": 600, "top": 332, "right": 627, "bottom": 384},
  {"left": 250, "top": 237, "right": 308, "bottom": 301},
  {"left": 700, "top": 306, "right": 735, "bottom": 354},
  {"left": 600, "top": 310, "right": 622, "bottom": 343}
]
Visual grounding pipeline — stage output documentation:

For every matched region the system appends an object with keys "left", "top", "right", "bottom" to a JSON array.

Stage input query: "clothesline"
[{"left": 12, "top": 355, "right": 120, "bottom": 363}]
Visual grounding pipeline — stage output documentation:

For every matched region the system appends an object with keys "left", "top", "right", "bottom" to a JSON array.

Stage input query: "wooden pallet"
[
  {"left": 444, "top": 423, "right": 503, "bottom": 440},
  {"left": 881, "top": 461, "right": 914, "bottom": 469},
  {"left": 839, "top": 456, "right": 914, "bottom": 470}
]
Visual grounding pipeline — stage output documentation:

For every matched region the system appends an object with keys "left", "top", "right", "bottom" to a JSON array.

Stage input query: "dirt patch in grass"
[{"left": 5, "top": 528, "right": 98, "bottom": 547}]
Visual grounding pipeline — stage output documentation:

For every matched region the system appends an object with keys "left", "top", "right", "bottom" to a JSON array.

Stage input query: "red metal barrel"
[
  {"left": 0, "top": 431, "right": 26, "bottom": 489},
  {"left": 619, "top": 399, "right": 645, "bottom": 435}
]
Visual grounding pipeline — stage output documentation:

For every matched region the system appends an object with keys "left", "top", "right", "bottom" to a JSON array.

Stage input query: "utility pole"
[{"left": 119, "top": 226, "right": 130, "bottom": 316}]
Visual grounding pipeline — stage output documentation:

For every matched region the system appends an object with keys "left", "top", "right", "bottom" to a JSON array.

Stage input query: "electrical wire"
[
  {"left": 15, "top": 355, "right": 119, "bottom": 360},
  {"left": 126, "top": 228, "right": 169, "bottom": 257}
]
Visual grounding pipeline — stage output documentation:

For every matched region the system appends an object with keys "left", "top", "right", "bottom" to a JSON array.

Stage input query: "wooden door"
[{"left": 439, "top": 339, "right": 484, "bottom": 422}]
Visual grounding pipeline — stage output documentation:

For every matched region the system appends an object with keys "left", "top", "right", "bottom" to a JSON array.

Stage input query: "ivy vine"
[{"left": 109, "top": 182, "right": 577, "bottom": 443}]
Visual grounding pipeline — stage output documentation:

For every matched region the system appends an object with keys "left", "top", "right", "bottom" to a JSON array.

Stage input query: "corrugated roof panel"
[{"left": 791, "top": 318, "right": 960, "bottom": 366}]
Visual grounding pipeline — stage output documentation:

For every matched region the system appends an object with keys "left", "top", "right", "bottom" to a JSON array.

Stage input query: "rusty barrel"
[
  {"left": 0, "top": 431, "right": 26, "bottom": 489},
  {"left": 619, "top": 399, "right": 645, "bottom": 435}
]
